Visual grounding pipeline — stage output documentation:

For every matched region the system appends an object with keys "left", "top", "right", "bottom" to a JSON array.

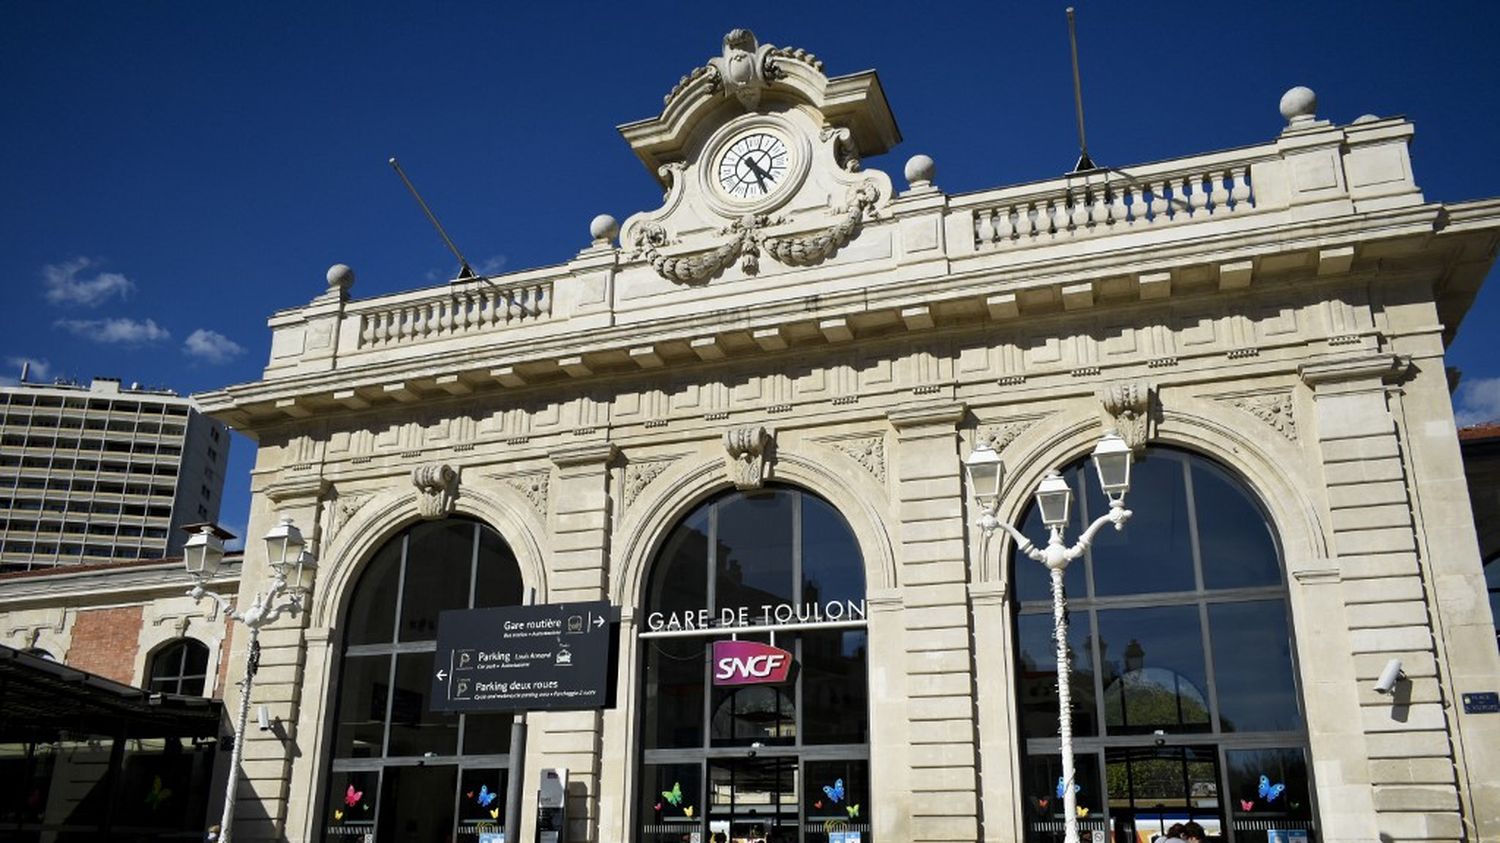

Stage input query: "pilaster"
[
  {"left": 887, "top": 404, "right": 981, "bottom": 843},
  {"left": 1299, "top": 354, "right": 1463, "bottom": 841}
]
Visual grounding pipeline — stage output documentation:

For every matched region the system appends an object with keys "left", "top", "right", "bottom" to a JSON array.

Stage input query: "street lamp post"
[
  {"left": 183, "top": 516, "right": 317, "bottom": 843},
  {"left": 964, "top": 430, "right": 1134, "bottom": 843}
]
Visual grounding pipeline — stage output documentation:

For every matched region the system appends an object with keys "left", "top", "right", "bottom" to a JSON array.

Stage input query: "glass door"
[
  {"left": 1105, "top": 745, "right": 1223, "bottom": 842},
  {"left": 709, "top": 757, "right": 798, "bottom": 843}
]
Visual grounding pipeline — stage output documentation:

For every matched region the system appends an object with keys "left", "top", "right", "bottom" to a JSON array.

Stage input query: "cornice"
[
  {"left": 0, "top": 561, "right": 241, "bottom": 605},
  {"left": 1297, "top": 353, "right": 1410, "bottom": 387}
]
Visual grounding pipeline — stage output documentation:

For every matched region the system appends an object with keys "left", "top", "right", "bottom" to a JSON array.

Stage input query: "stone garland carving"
[
  {"left": 623, "top": 459, "right": 675, "bottom": 509},
  {"left": 412, "top": 463, "right": 459, "bottom": 519},
  {"left": 328, "top": 491, "right": 374, "bottom": 544},
  {"left": 500, "top": 471, "right": 550, "bottom": 517},
  {"left": 1220, "top": 392, "right": 1297, "bottom": 441},
  {"left": 723, "top": 425, "right": 773, "bottom": 490},
  {"left": 827, "top": 435, "right": 885, "bottom": 484},
  {"left": 633, "top": 185, "right": 880, "bottom": 284},
  {"left": 1098, "top": 381, "right": 1152, "bottom": 452}
]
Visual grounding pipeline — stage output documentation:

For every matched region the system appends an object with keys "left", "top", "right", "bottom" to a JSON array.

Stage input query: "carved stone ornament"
[
  {"left": 624, "top": 458, "right": 676, "bottom": 509},
  {"left": 827, "top": 435, "right": 885, "bottom": 484},
  {"left": 632, "top": 184, "right": 881, "bottom": 284},
  {"left": 329, "top": 491, "right": 375, "bottom": 543},
  {"left": 723, "top": 425, "right": 773, "bottom": 490},
  {"left": 411, "top": 463, "right": 459, "bottom": 519},
  {"left": 499, "top": 471, "right": 550, "bottom": 518},
  {"left": 978, "top": 416, "right": 1047, "bottom": 453},
  {"left": 1221, "top": 392, "right": 1297, "bottom": 442},
  {"left": 705, "top": 29, "right": 782, "bottom": 109},
  {"left": 1098, "top": 381, "right": 1152, "bottom": 452}
]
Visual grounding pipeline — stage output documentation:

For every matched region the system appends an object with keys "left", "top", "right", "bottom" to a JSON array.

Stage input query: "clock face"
[{"left": 716, "top": 132, "right": 790, "bottom": 201}]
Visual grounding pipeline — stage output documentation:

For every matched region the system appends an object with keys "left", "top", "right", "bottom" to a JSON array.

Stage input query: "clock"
[{"left": 715, "top": 132, "right": 791, "bottom": 201}]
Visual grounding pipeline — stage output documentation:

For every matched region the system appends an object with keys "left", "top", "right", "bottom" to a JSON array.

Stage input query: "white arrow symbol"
[
  {"left": 593, "top": 615, "right": 605, "bottom": 629},
  {"left": 435, "top": 669, "right": 448, "bottom": 681}
]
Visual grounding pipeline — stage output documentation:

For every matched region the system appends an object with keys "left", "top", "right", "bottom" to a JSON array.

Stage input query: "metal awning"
[{"left": 0, "top": 643, "right": 223, "bottom": 741}]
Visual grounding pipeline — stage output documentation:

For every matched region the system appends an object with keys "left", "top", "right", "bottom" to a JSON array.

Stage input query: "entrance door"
[
  {"left": 708, "top": 757, "right": 798, "bottom": 843},
  {"left": 1105, "top": 746, "right": 1224, "bottom": 842}
]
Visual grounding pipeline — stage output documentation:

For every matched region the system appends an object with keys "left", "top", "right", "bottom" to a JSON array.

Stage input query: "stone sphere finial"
[
  {"left": 904, "top": 154, "right": 936, "bottom": 190},
  {"left": 589, "top": 214, "right": 619, "bottom": 246},
  {"left": 326, "top": 263, "right": 355, "bottom": 292},
  {"left": 1279, "top": 86, "right": 1318, "bottom": 126}
]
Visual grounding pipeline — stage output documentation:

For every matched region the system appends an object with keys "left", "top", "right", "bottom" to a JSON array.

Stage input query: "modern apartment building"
[{"left": 0, "top": 376, "right": 230, "bottom": 572}]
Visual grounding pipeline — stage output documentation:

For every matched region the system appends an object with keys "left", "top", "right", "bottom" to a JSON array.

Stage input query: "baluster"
[
  {"left": 1109, "top": 185, "right": 1129, "bottom": 225},
  {"left": 414, "top": 303, "right": 430, "bottom": 338},
  {"left": 403, "top": 307, "right": 418, "bottom": 341},
  {"left": 1209, "top": 169, "right": 1230, "bottom": 212},
  {"left": 1188, "top": 174, "right": 1208, "bottom": 216},
  {"left": 1070, "top": 191, "right": 1089, "bottom": 230},
  {"left": 998, "top": 205, "right": 1017, "bottom": 241},
  {"left": 977, "top": 209, "right": 995, "bottom": 245},
  {"left": 1090, "top": 189, "right": 1109, "bottom": 228},
  {"left": 530, "top": 285, "right": 545, "bottom": 318},
  {"left": 1149, "top": 181, "right": 1169, "bottom": 221},
  {"left": 1230, "top": 167, "right": 1252, "bottom": 208},
  {"left": 374, "top": 312, "right": 389, "bottom": 344},
  {"left": 508, "top": 289, "right": 523, "bottom": 323},
  {"left": 1045, "top": 197, "right": 1063, "bottom": 236},
  {"left": 482, "top": 290, "right": 498, "bottom": 326},
  {"left": 360, "top": 316, "right": 374, "bottom": 347},
  {"left": 466, "top": 293, "right": 480, "bottom": 330}
]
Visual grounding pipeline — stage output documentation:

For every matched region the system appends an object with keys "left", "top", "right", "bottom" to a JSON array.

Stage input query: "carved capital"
[
  {"left": 723, "top": 425, "right": 772, "bottom": 490},
  {"left": 1098, "top": 381, "right": 1153, "bottom": 452},
  {"left": 411, "top": 463, "right": 459, "bottom": 520}
]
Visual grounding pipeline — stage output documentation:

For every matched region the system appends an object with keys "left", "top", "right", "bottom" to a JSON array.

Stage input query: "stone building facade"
[{"left": 196, "top": 32, "right": 1500, "bottom": 843}]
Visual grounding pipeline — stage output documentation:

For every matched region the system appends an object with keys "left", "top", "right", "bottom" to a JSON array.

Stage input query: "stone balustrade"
[{"left": 351, "top": 278, "right": 551, "bottom": 349}]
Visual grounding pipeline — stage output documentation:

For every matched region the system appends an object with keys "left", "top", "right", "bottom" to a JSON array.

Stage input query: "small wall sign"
[{"left": 1462, "top": 691, "right": 1500, "bottom": 714}]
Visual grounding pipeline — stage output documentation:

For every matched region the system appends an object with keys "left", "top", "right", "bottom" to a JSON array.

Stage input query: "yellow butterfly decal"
[
  {"left": 1077, "top": 806, "right": 1090, "bottom": 818},
  {"left": 145, "top": 776, "right": 173, "bottom": 811},
  {"left": 846, "top": 804, "right": 860, "bottom": 819},
  {"left": 334, "top": 809, "right": 344, "bottom": 821},
  {"left": 683, "top": 805, "right": 695, "bottom": 818},
  {"left": 489, "top": 808, "right": 500, "bottom": 819}
]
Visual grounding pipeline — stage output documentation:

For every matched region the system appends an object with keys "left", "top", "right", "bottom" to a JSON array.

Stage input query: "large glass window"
[
  {"left": 638, "top": 488, "right": 870, "bottom": 843},
  {"left": 322, "top": 518, "right": 522, "bottom": 843},
  {"left": 147, "top": 638, "right": 211, "bottom": 696},
  {"left": 1012, "top": 448, "right": 1313, "bottom": 842}
]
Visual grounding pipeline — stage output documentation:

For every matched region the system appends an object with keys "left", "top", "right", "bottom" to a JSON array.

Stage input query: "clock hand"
[{"left": 743, "top": 157, "right": 770, "bottom": 193}]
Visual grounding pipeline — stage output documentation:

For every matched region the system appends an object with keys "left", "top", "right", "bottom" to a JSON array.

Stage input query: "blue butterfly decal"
[
  {"left": 1055, "top": 776, "right": 1081, "bottom": 799},
  {"left": 822, "top": 779, "right": 845, "bottom": 804},
  {"left": 1257, "top": 775, "right": 1286, "bottom": 803},
  {"left": 476, "top": 785, "right": 498, "bottom": 808}
]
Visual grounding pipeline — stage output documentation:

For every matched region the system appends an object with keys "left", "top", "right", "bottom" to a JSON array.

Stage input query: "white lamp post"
[
  {"left": 184, "top": 516, "right": 316, "bottom": 843},
  {"left": 964, "top": 430, "right": 1134, "bottom": 843}
]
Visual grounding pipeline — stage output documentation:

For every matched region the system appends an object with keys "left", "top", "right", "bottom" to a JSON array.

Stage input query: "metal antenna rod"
[
  {"left": 1066, "top": 7, "right": 1097, "bottom": 173},
  {"left": 389, "top": 157, "right": 478, "bottom": 281}
]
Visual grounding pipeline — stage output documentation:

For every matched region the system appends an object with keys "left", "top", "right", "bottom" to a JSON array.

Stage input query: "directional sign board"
[{"left": 431, "top": 601, "right": 616, "bottom": 712}]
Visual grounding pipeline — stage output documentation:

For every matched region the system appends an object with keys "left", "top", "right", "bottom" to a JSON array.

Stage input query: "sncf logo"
[{"left": 712, "top": 640, "right": 795, "bottom": 686}]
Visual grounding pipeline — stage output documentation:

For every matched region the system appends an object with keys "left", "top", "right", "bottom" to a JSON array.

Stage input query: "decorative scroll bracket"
[
  {"left": 723, "top": 425, "right": 773, "bottom": 489},
  {"left": 412, "top": 463, "right": 459, "bottom": 519},
  {"left": 1098, "top": 381, "right": 1153, "bottom": 453}
]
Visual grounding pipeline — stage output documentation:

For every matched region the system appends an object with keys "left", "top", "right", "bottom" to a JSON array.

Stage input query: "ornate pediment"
[{"left": 618, "top": 30, "right": 897, "bottom": 285}]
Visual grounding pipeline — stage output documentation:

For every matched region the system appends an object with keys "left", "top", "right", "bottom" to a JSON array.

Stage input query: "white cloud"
[
  {"left": 1454, "top": 376, "right": 1500, "bottom": 427},
  {"left": 41, "top": 257, "right": 136, "bottom": 307},
  {"left": 474, "top": 254, "right": 508, "bottom": 275},
  {"left": 1, "top": 356, "right": 53, "bottom": 386},
  {"left": 183, "top": 329, "right": 245, "bottom": 364},
  {"left": 54, "top": 317, "right": 170, "bottom": 344}
]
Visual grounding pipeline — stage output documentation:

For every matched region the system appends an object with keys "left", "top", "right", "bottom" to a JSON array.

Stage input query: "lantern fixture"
[
  {"left": 1091, "top": 429, "right": 1133, "bottom": 503},
  {"left": 963, "top": 443, "right": 1004, "bottom": 512},
  {"left": 1034, "top": 470, "right": 1074, "bottom": 529},
  {"left": 181, "top": 523, "right": 232, "bottom": 580},
  {"left": 262, "top": 515, "right": 305, "bottom": 581}
]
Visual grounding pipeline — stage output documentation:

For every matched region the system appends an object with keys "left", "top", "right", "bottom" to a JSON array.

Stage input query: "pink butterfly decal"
[
  {"left": 344, "top": 784, "right": 364, "bottom": 807},
  {"left": 654, "top": 802, "right": 662, "bottom": 812},
  {"left": 1240, "top": 799, "right": 1254, "bottom": 811}
]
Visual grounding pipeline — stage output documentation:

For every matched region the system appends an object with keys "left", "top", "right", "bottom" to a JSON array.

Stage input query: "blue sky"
[{"left": 4, "top": 2, "right": 1500, "bottom": 545}]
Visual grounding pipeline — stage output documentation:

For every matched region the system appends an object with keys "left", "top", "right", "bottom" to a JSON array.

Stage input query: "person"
[
  {"left": 1159, "top": 823, "right": 1185, "bottom": 842},
  {"left": 1180, "top": 821, "right": 1206, "bottom": 842}
]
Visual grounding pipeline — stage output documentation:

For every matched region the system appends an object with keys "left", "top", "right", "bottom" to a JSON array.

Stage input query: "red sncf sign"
[{"left": 711, "top": 640, "right": 795, "bottom": 686}]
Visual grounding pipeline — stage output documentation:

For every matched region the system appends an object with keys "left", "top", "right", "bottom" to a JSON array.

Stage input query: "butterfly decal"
[
  {"left": 1036, "top": 797, "right": 1049, "bottom": 810},
  {"left": 345, "top": 784, "right": 364, "bottom": 807},
  {"left": 1258, "top": 774, "right": 1286, "bottom": 803},
  {"left": 489, "top": 808, "right": 500, "bottom": 820},
  {"left": 1077, "top": 807, "right": 1089, "bottom": 818},
  {"left": 1055, "top": 777, "right": 1080, "bottom": 799},
  {"left": 334, "top": 809, "right": 345, "bottom": 821},
  {"left": 662, "top": 781, "right": 683, "bottom": 807},
  {"left": 683, "top": 805, "right": 696, "bottom": 818},
  {"left": 466, "top": 791, "right": 475, "bottom": 799},
  {"left": 822, "top": 779, "right": 846, "bottom": 804},
  {"left": 145, "top": 776, "right": 173, "bottom": 811},
  {"left": 476, "top": 785, "right": 498, "bottom": 808},
  {"left": 846, "top": 804, "right": 860, "bottom": 819},
  {"left": 814, "top": 800, "right": 823, "bottom": 809},
  {"left": 1240, "top": 799, "right": 1254, "bottom": 812},
  {"left": 654, "top": 802, "right": 663, "bottom": 812}
]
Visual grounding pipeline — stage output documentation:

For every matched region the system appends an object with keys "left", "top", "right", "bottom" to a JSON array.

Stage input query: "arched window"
[
  {"left": 147, "top": 638, "right": 210, "bottom": 695},
  {"left": 638, "top": 487, "right": 870, "bottom": 843},
  {"left": 1011, "top": 448, "right": 1313, "bottom": 842},
  {"left": 322, "top": 518, "right": 523, "bottom": 843}
]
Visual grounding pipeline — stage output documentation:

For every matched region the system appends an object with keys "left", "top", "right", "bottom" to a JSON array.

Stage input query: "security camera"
[
  {"left": 256, "top": 704, "right": 272, "bottom": 731},
  {"left": 1374, "top": 658, "right": 1405, "bottom": 695}
]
